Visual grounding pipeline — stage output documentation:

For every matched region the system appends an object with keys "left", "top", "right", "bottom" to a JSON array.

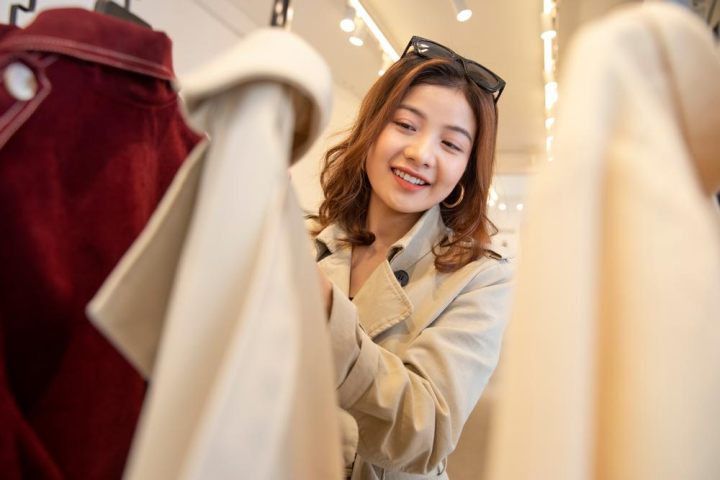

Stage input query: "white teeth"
[{"left": 392, "top": 168, "right": 427, "bottom": 186}]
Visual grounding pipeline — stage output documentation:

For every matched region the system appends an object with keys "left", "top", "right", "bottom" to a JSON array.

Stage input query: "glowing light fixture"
[
  {"left": 451, "top": 0, "right": 472, "bottom": 21},
  {"left": 349, "top": 23, "right": 366, "bottom": 46},
  {"left": 545, "top": 117, "right": 555, "bottom": 129},
  {"left": 545, "top": 81, "right": 558, "bottom": 109},
  {"left": 517, "top": 204, "right": 524, "bottom": 211},
  {"left": 498, "top": 203, "right": 507, "bottom": 211},
  {"left": 546, "top": 135, "right": 554, "bottom": 152},
  {"left": 543, "top": 37, "right": 554, "bottom": 73},
  {"left": 340, "top": 5, "right": 356, "bottom": 32},
  {"left": 543, "top": 0, "right": 555, "bottom": 14}
]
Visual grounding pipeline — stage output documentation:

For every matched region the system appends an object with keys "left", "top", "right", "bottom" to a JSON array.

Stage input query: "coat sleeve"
[{"left": 327, "top": 258, "right": 515, "bottom": 474}]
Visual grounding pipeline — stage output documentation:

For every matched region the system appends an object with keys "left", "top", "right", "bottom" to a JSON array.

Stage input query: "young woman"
[{"left": 312, "top": 36, "right": 514, "bottom": 480}]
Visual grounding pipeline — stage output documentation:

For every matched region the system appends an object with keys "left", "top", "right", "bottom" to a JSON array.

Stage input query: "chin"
[{"left": 387, "top": 199, "right": 431, "bottom": 214}]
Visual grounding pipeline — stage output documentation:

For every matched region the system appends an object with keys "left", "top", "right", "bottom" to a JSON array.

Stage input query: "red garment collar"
[{"left": 0, "top": 8, "right": 175, "bottom": 80}]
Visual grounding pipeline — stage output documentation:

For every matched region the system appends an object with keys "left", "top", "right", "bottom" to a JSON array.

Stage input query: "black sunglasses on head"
[{"left": 401, "top": 36, "right": 506, "bottom": 104}]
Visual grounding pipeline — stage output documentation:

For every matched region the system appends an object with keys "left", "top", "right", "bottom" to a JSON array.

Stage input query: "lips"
[{"left": 391, "top": 167, "right": 430, "bottom": 186}]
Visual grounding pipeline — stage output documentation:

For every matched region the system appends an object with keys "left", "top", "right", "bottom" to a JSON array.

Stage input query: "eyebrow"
[{"left": 397, "top": 104, "right": 473, "bottom": 143}]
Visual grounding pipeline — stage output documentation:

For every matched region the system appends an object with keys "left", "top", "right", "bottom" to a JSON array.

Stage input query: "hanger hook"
[{"left": 9, "top": 0, "right": 37, "bottom": 26}]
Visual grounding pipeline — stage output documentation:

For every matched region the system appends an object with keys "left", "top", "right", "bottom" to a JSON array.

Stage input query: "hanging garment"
[
  {"left": 488, "top": 3, "right": 720, "bottom": 480},
  {"left": 0, "top": 9, "right": 202, "bottom": 480},
  {"left": 87, "top": 28, "right": 341, "bottom": 480}
]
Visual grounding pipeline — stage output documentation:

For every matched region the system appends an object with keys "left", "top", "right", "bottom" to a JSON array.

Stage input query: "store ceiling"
[
  {"left": 293, "top": 0, "right": 636, "bottom": 173},
  {"left": 204, "top": 0, "right": 635, "bottom": 173}
]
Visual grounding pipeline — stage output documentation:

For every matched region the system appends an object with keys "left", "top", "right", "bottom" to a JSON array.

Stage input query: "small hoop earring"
[{"left": 442, "top": 184, "right": 465, "bottom": 209}]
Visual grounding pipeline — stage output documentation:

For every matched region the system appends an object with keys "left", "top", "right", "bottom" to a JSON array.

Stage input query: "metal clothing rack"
[{"left": 270, "top": 0, "right": 292, "bottom": 29}]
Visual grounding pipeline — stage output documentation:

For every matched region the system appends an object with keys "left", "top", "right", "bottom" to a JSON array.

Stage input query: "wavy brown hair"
[{"left": 314, "top": 52, "right": 499, "bottom": 273}]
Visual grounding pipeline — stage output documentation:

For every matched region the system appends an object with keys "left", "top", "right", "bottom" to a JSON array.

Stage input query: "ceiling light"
[
  {"left": 540, "top": 29, "right": 557, "bottom": 40},
  {"left": 548, "top": 156, "right": 554, "bottom": 162},
  {"left": 349, "top": 0, "right": 399, "bottom": 61},
  {"left": 545, "top": 117, "right": 555, "bottom": 129},
  {"left": 543, "top": 0, "right": 555, "bottom": 14},
  {"left": 349, "top": 23, "right": 366, "bottom": 46},
  {"left": 516, "top": 204, "right": 524, "bottom": 211},
  {"left": 340, "top": 5, "right": 356, "bottom": 32},
  {"left": 545, "top": 81, "right": 558, "bottom": 109},
  {"left": 489, "top": 187, "right": 499, "bottom": 202},
  {"left": 543, "top": 37, "right": 554, "bottom": 73},
  {"left": 546, "top": 135, "right": 554, "bottom": 152},
  {"left": 488, "top": 199, "right": 496, "bottom": 207},
  {"left": 498, "top": 203, "right": 507, "bottom": 211},
  {"left": 451, "top": 0, "right": 472, "bottom": 21}
]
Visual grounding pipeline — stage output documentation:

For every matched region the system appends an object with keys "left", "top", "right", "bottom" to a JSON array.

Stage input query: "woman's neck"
[{"left": 366, "top": 194, "right": 423, "bottom": 248}]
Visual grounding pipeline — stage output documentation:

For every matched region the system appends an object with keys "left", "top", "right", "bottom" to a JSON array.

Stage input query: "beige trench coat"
[
  {"left": 314, "top": 205, "right": 515, "bottom": 479},
  {"left": 88, "top": 28, "right": 341, "bottom": 480},
  {"left": 487, "top": 4, "right": 720, "bottom": 480}
]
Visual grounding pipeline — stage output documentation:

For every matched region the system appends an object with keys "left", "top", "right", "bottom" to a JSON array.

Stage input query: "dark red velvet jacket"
[{"left": 0, "top": 9, "right": 203, "bottom": 479}]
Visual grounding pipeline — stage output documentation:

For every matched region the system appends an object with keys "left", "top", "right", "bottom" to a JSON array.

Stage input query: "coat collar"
[
  {"left": 314, "top": 206, "right": 446, "bottom": 338},
  {"left": 180, "top": 28, "right": 333, "bottom": 163},
  {"left": 0, "top": 8, "right": 175, "bottom": 80},
  {"left": 315, "top": 206, "right": 512, "bottom": 337},
  {"left": 314, "top": 205, "right": 446, "bottom": 265}
]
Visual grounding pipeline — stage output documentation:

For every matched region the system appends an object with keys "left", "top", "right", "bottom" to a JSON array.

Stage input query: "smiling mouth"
[{"left": 392, "top": 168, "right": 429, "bottom": 186}]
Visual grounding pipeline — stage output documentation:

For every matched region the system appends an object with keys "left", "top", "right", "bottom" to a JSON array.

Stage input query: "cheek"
[
  {"left": 365, "top": 146, "right": 382, "bottom": 178},
  {"left": 438, "top": 158, "right": 470, "bottom": 189},
  {"left": 365, "top": 134, "right": 393, "bottom": 174}
]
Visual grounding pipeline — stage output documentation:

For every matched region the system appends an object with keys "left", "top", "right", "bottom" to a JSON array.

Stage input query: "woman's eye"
[
  {"left": 394, "top": 121, "right": 415, "bottom": 131},
  {"left": 443, "top": 140, "right": 462, "bottom": 152}
]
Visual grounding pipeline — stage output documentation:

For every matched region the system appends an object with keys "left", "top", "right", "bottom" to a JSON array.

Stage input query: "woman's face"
[{"left": 365, "top": 84, "right": 476, "bottom": 216}]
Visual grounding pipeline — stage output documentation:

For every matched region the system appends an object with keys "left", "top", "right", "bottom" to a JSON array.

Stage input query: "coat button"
[
  {"left": 394, "top": 270, "right": 409, "bottom": 287},
  {"left": 3, "top": 62, "right": 37, "bottom": 101}
]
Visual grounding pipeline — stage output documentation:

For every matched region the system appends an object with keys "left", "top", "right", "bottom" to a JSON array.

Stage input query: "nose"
[{"left": 403, "top": 134, "right": 434, "bottom": 168}]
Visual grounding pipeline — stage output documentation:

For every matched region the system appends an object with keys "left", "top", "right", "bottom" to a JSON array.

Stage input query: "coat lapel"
[
  {"left": 352, "top": 260, "right": 413, "bottom": 338},
  {"left": 314, "top": 206, "right": 447, "bottom": 339}
]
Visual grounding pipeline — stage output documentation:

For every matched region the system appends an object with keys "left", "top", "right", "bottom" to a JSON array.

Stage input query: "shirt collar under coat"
[
  {"left": 0, "top": 8, "right": 175, "bottom": 80},
  {"left": 315, "top": 204, "right": 446, "bottom": 269}
]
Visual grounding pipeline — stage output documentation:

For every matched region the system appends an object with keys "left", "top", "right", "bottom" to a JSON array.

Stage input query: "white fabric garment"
[
  {"left": 87, "top": 28, "right": 341, "bottom": 480},
  {"left": 488, "top": 4, "right": 720, "bottom": 480}
]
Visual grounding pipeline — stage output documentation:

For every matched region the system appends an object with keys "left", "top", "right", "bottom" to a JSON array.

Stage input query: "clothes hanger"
[
  {"left": 269, "top": 0, "right": 292, "bottom": 29},
  {"left": 9, "top": 0, "right": 36, "bottom": 25},
  {"left": 94, "top": 0, "right": 151, "bottom": 29},
  {"left": 705, "top": 0, "right": 718, "bottom": 37}
]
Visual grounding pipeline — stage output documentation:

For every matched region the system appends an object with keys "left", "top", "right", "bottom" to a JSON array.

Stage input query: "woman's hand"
[{"left": 316, "top": 264, "right": 333, "bottom": 319}]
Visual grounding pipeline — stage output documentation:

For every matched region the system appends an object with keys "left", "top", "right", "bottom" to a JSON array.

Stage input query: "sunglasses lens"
[
  {"left": 413, "top": 39, "right": 455, "bottom": 60},
  {"left": 465, "top": 63, "right": 503, "bottom": 92}
]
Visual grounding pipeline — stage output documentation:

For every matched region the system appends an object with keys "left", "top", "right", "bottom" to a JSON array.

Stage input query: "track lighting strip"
[{"left": 348, "top": 0, "right": 400, "bottom": 61}]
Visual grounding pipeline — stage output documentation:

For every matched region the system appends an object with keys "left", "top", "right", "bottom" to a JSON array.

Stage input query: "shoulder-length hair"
[{"left": 314, "top": 52, "right": 499, "bottom": 273}]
